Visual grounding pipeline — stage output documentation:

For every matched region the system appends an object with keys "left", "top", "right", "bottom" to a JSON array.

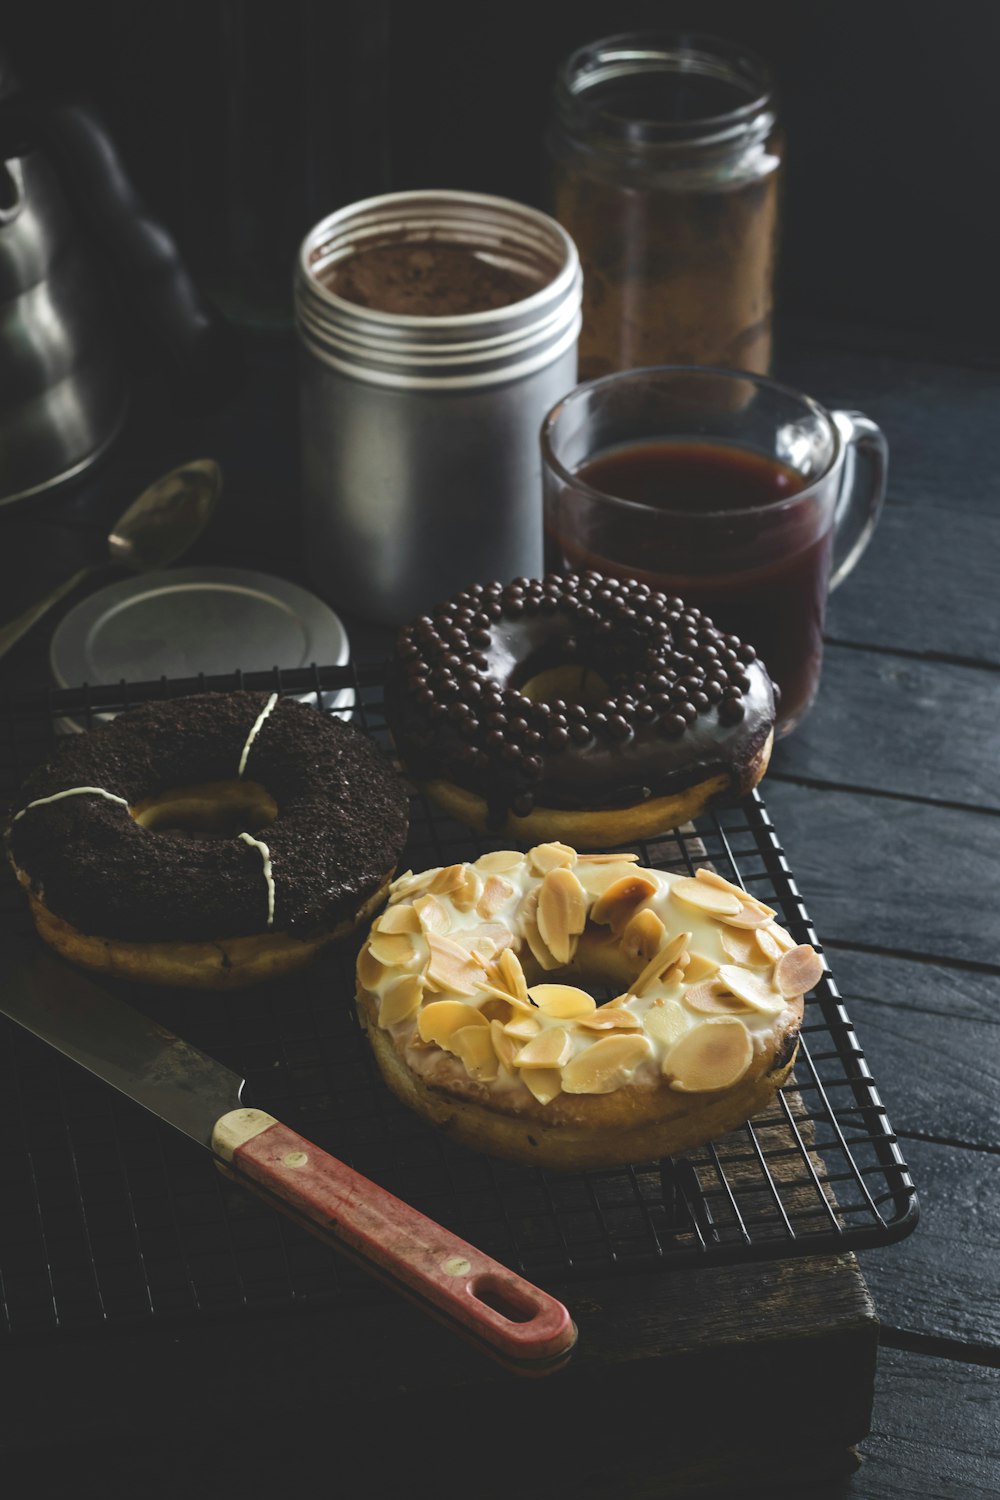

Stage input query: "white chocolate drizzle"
[
  {"left": 237, "top": 692, "right": 279, "bottom": 778},
  {"left": 12, "top": 786, "right": 130, "bottom": 821},
  {"left": 239, "top": 831, "right": 275, "bottom": 927}
]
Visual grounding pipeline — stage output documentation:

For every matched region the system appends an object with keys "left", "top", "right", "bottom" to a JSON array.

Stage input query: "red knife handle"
[{"left": 212, "top": 1109, "right": 577, "bottom": 1374}]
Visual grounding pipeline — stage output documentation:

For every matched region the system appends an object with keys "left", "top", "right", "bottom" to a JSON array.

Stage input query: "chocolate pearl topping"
[{"left": 388, "top": 572, "right": 775, "bottom": 823}]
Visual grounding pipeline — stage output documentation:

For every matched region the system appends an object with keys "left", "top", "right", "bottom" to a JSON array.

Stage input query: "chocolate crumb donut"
[
  {"left": 385, "top": 573, "right": 775, "bottom": 846},
  {"left": 6, "top": 691, "right": 409, "bottom": 989}
]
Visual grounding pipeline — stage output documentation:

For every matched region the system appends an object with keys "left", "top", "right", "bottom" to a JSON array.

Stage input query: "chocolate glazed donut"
[
  {"left": 6, "top": 692, "right": 409, "bottom": 989},
  {"left": 386, "top": 573, "right": 776, "bottom": 847}
]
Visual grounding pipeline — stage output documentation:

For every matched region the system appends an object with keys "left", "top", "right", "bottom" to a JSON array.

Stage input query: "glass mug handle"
[{"left": 829, "top": 410, "right": 889, "bottom": 590}]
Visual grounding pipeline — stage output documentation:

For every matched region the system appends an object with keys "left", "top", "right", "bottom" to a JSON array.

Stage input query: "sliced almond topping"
[
  {"left": 561, "top": 1034, "right": 653, "bottom": 1095},
  {"left": 683, "top": 978, "right": 753, "bottom": 1017},
  {"left": 528, "top": 983, "right": 596, "bottom": 1019},
  {"left": 536, "top": 867, "right": 587, "bottom": 965},
  {"left": 497, "top": 947, "right": 529, "bottom": 1002},
  {"left": 664, "top": 1017, "right": 753, "bottom": 1092},
  {"left": 451, "top": 866, "right": 482, "bottom": 912},
  {"left": 695, "top": 869, "right": 777, "bottom": 920},
  {"left": 769, "top": 922, "right": 797, "bottom": 952},
  {"left": 418, "top": 1000, "right": 488, "bottom": 1050},
  {"left": 775, "top": 944, "right": 824, "bottom": 997},
  {"left": 514, "top": 1026, "right": 572, "bottom": 1069},
  {"left": 425, "top": 932, "right": 488, "bottom": 996},
  {"left": 720, "top": 926, "right": 771, "bottom": 967},
  {"left": 621, "top": 907, "right": 667, "bottom": 963},
  {"left": 643, "top": 998, "right": 688, "bottom": 1048},
  {"left": 475, "top": 849, "right": 523, "bottom": 874},
  {"left": 523, "top": 917, "right": 561, "bottom": 972},
  {"left": 490, "top": 1018, "right": 519, "bottom": 1071},
  {"left": 451, "top": 1024, "right": 500, "bottom": 1081},
  {"left": 670, "top": 876, "right": 742, "bottom": 917},
  {"left": 429, "top": 863, "right": 468, "bottom": 895},
  {"left": 590, "top": 874, "right": 658, "bottom": 934},
  {"left": 374, "top": 903, "right": 422, "bottom": 935},
  {"left": 503, "top": 1015, "right": 542, "bottom": 1040},
  {"left": 575, "top": 1004, "right": 642, "bottom": 1032},
  {"left": 367, "top": 931, "right": 418, "bottom": 968},
  {"left": 662, "top": 962, "right": 688, "bottom": 987},
  {"left": 694, "top": 867, "right": 748, "bottom": 899},
  {"left": 378, "top": 973, "right": 425, "bottom": 1028},
  {"left": 413, "top": 893, "right": 451, "bottom": 936},
  {"left": 452, "top": 923, "right": 514, "bottom": 962},
  {"left": 574, "top": 859, "right": 644, "bottom": 898},
  {"left": 576, "top": 852, "right": 639, "bottom": 864},
  {"left": 477, "top": 875, "right": 515, "bottom": 920},
  {"left": 488, "top": 1014, "right": 521, "bottom": 1074},
  {"left": 389, "top": 868, "right": 436, "bottom": 901},
  {"left": 717, "top": 964, "right": 786, "bottom": 1014},
  {"left": 633, "top": 930, "right": 692, "bottom": 996},
  {"left": 528, "top": 841, "right": 578, "bottom": 875},
  {"left": 520, "top": 1067, "right": 562, "bottom": 1106},
  {"left": 754, "top": 926, "right": 783, "bottom": 964},
  {"left": 720, "top": 906, "right": 770, "bottom": 930},
  {"left": 356, "top": 945, "right": 385, "bottom": 991},
  {"left": 683, "top": 951, "right": 720, "bottom": 984},
  {"left": 478, "top": 995, "right": 517, "bottom": 1024}
]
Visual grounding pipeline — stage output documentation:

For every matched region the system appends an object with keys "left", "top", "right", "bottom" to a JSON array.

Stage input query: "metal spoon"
[{"left": 0, "top": 459, "right": 223, "bottom": 661}]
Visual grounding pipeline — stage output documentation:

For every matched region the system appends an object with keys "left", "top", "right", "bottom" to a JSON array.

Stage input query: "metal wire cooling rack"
[{"left": 0, "top": 664, "right": 917, "bottom": 1341}]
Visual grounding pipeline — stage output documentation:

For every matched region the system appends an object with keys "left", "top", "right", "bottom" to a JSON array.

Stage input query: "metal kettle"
[
  {"left": 0, "top": 85, "right": 243, "bottom": 510},
  {"left": 0, "top": 144, "right": 127, "bottom": 506}
]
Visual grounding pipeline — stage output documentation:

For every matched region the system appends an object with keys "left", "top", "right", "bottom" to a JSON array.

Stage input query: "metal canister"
[{"left": 295, "top": 190, "right": 582, "bottom": 626}]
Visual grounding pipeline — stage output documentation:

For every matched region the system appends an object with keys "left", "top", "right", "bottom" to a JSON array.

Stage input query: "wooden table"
[{"left": 0, "top": 322, "right": 996, "bottom": 1498}]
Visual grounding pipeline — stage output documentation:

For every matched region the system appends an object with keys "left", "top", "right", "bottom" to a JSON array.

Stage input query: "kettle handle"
[{"left": 24, "top": 99, "right": 244, "bottom": 414}]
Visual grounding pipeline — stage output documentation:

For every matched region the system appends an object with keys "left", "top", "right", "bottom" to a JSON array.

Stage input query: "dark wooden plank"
[
  {"left": 0, "top": 1252, "right": 877, "bottom": 1496},
  {"left": 760, "top": 781, "right": 1000, "bottom": 969},
  {"left": 823, "top": 502, "right": 1000, "bottom": 663},
  {"left": 830, "top": 950, "right": 1000, "bottom": 1149},
  {"left": 772, "top": 645, "right": 1000, "bottom": 809},
  {"left": 776, "top": 341, "right": 1000, "bottom": 521},
  {"left": 843, "top": 1345, "right": 1000, "bottom": 1499},
  {"left": 858, "top": 1137, "right": 1000, "bottom": 1350}
]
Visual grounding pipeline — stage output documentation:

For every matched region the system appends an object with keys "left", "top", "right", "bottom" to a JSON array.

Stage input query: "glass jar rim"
[
  {"left": 555, "top": 30, "right": 775, "bottom": 147},
  {"left": 540, "top": 365, "right": 843, "bottom": 522}
]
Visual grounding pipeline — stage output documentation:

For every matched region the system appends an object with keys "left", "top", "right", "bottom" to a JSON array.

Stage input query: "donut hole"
[
  {"left": 130, "top": 780, "right": 278, "bottom": 841},
  {"left": 516, "top": 663, "right": 612, "bottom": 708}
]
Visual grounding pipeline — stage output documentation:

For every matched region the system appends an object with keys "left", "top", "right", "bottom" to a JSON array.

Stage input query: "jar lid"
[{"left": 49, "top": 565, "right": 354, "bottom": 722}]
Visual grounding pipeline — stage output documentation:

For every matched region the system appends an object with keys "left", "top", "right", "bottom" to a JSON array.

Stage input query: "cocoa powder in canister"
[{"left": 322, "top": 241, "right": 545, "bottom": 317}]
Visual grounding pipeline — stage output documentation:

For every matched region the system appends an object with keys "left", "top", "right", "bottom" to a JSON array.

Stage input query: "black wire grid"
[{"left": 0, "top": 664, "right": 917, "bottom": 1341}]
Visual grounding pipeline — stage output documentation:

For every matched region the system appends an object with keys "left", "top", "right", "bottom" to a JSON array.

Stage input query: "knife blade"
[{"left": 0, "top": 931, "right": 577, "bottom": 1374}]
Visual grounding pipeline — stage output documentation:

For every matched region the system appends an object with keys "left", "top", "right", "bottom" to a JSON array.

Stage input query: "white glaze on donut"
[
  {"left": 357, "top": 843, "right": 820, "bottom": 1111},
  {"left": 12, "top": 786, "right": 131, "bottom": 821}
]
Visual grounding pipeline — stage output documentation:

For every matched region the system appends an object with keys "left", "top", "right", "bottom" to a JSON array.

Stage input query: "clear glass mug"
[{"left": 541, "top": 366, "right": 888, "bottom": 734}]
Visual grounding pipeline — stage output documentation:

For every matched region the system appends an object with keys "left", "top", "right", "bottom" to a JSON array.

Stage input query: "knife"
[{"left": 0, "top": 931, "right": 577, "bottom": 1375}]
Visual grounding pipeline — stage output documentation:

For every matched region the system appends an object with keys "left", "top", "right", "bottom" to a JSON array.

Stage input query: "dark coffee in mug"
[
  {"left": 549, "top": 440, "right": 831, "bottom": 727},
  {"left": 542, "top": 368, "right": 886, "bottom": 736}
]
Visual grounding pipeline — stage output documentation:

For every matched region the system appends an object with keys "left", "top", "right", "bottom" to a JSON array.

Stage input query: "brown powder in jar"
[
  {"left": 554, "top": 169, "right": 781, "bottom": 380},
  {"left": 322, "top": 241, "right": 544, "bottom": 317}
]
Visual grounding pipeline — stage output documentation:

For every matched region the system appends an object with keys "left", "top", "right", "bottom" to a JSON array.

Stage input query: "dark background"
[{"left": 2, "top": 0, "right": 997, "bottom": 356}]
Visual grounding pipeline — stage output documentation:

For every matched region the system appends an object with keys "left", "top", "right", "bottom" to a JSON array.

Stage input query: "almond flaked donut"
[{"left": 356, "top": 843, "right": 818, "bottom": 1171}]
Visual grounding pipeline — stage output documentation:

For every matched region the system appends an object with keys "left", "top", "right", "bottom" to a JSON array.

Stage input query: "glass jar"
[{"left": 547, "top": 32, "right": 784, "bottom": 380}]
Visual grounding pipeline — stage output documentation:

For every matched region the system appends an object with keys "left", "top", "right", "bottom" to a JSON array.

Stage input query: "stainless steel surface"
[
  {"left": 49, "top": 564, "right": 354, "bottom": 722},
  {"left": 0, "top": 458, "right": 223, "bottom": 661},
  {"left": 296, "top": 190, "right": 582, "bottom": 625},
  {"left": 0, "top": 150, "right": 128, "bottom": 506},
  {"left": 0, "top": 930, "right": 244, "bottom": 1149}
]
